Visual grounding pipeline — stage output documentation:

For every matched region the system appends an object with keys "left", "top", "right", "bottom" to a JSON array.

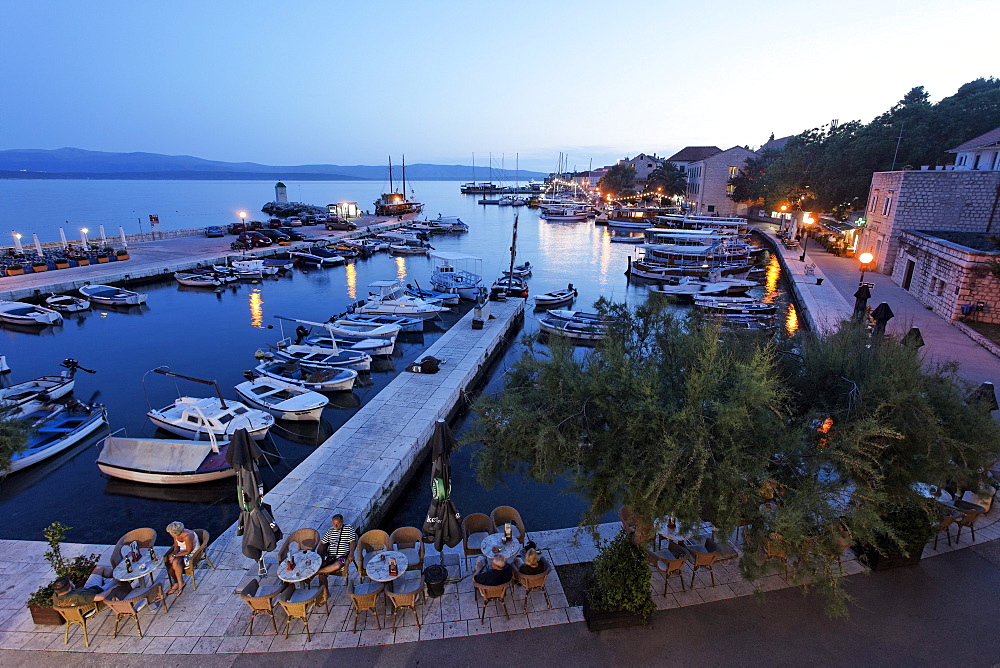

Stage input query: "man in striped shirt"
[{"left": 316, "top": 514, "right": 357, "bottom": 587}]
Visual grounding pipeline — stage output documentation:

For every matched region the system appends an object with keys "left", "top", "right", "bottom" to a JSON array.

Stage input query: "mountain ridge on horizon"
[{"left": 0, "top": 147, "right": 549, "bottom": 181}]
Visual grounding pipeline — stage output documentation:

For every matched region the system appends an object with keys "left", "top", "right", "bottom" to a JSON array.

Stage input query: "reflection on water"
[
  {"left": 786, "top": 303, "right": 799, "bottom": 336},
  {"left": 395, "top": 256, "right": 407, "bottom": 282},
  {"left": 763, "top": 255, "right": 781, "bottom": 302},
  {"left": 345, "top": 262, "right": 358, "bottom": 300},
  {"left": 248, "top": 289, "right": 264, "bottom": 328}
]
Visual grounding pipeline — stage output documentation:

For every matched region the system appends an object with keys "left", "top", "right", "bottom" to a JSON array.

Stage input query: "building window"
[
  {"left": 869, "top": 190, "right": 879, "bottom": 212},
  {"left": 728, "top": 166, "right": 739, "bottom": 177},
  {"left": 707, "top": 205, "right": 715, "bottom": 213},
  {"left": 929, "top": 277, "right": 937, "bottom": 294},
  {"left": 937, "top": 280, "right": 945, "bottom": 297},
  {"left": 726, "top": 185, "right": 735, "bottom": 195},
  {"left": 882, "top": 194, "right": 893, "bottom": 216}
]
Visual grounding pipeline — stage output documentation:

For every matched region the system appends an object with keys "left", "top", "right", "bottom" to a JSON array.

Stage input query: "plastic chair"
[
  {"left": 389, "top": 526, "right": 425, "bottom": 573},
  {"left": 473, "top": 580, "right": 510, "bottom": 622},
  {"left": 648, "top": 544, "right": 687, "bottom": 595},
  {"left": 491, "top": 506, "right": 527, "bottom": 545},
  {"left": 386, "top": 575, "right": 423, "bottom": 631},
  {"left": 106, "top": 582, "right": 169, "bottom": 638},
  {"left": 278, "top": 528, "right": 320, "bottom": 563},
  {"left": 686, "top": 539, "right": 721, "bottom": 587},
  {"left": 110, "top": 528, "right": 157, "bottom": 568},
  {"left": 276, "top": 583, "right": 329, "bottom": 641},
  {"left": 462, "top": 513, "right": 495, "bottom": 569},
  {"left": 346, "top": 570, "right": 385, "bottom": 632},
  {"left": 239, "top": 578, "right": 291, "bottom": 635},
  {"left": 56, "top": 601, "right": 107, "bottom": 648},
  {"left": 514, "top": 562, "right": 552, "bottom": 613}
]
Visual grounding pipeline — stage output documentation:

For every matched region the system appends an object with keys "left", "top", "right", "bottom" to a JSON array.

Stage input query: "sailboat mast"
[
  {"left": 472, "top": 152, "right": 476, "bottom": 183},
  {"left": 388, "top": 155, "right": 394, "bottom": 193},
  {"left": 402, "top": 155, "right": 406, "bottom": 196},
  {"left": 508, "top": 214, "right": 518, "bottom": 279}
]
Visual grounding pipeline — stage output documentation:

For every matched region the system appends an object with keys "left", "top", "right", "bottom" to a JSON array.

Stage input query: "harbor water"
[{"left": 0, "top": 180, "right": 795, "bottom": 544}]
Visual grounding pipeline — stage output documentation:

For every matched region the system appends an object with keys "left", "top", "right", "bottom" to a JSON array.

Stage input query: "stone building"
[
  {"left": 616, "top": 154, "right": 664, "bottom": 189},
  {"left": 679, "top": 146, "right": 759, "bottom": 217},
  {"left": 665, "top": 146, "right": 721, "bottom": 177}
]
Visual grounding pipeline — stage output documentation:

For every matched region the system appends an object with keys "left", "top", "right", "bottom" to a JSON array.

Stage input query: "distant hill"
[{"left": 0, "top": 148, "right": 548, "bottom": 181}]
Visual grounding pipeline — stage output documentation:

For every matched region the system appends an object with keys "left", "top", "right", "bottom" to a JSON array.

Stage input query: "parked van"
[{"left": 325, "top": 217, "right": 358, "bottom": 231}]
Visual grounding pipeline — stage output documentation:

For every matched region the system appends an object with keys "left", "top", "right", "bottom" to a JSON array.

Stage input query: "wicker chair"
[
  {"left": 278, "top": 528, "right": 321, "bottom": 563},
  {"left": 955, "top": 505, "right": 987, "bottom": 543},
  {"left": 105, "top": 582, "right": 169, "bottom": 638},
  {"left": 491, "top": 506, "right": 527, "bottom": 545},
  {"left": 647, "top": 543, "right": 687, "bottom": 595},
  {"left": 473, "top": 580, "right": 510, "bottom": 622},
  {"left": 110, "top": 528, "right": 157, "bottom": 568},
  {"left": 386, "top": 574, "right": 423, "bottom": 631},
  {"left": 356, "top": 529, "right": 391, "bottom": 579},
  {"left": 56, "top": 601, "right": 107, "bottom": 648},
  {"left": 165, "top": 528, "right": 215, "bottom": 591},
  {"left": 346, "top": 571, "right": 385, "bottom": 632},
  {"left": 763, "top": 534, "right": 789, "bottom": 578},
  {"left": 239, "top": 578, "right": 291, "bottom": 635},
  {"left": 389, "top": 527, "right": 425, "bottom": 573},
  {"left": 514, "top": 562, "right": 552, "bottom": 613},
  {"left": 462, "top": 513, "right": 496, "bottom": 569},
  {"left": 276, "top": 583, "right": 329, "bottom": 641},
  {"left": 934, "top": 512, "right": 963, "bottom": 549},
  {"left": 686, "top": 539, "right": 721, "bottom": 587}
]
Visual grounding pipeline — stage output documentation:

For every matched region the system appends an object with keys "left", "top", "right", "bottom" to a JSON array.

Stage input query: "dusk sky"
[{"left": 3, "top": 0, "right": 993, "bottom": 172}]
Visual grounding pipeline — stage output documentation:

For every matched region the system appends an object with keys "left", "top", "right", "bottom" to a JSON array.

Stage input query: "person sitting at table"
[
  {"left": 51, "top": 565, "right": 127, "bottom": 607},
  {"left": 165, "top": 521, "right": 200, "bottom": 596},
  {"left": 473, "top": 554, "right": 514, "bottom": 587},
  {"left": 316, "top": 513, "right": 357, "bottom": 587},
  {"left": 515, "top": 547, "right": 546, "bottom": 576}
]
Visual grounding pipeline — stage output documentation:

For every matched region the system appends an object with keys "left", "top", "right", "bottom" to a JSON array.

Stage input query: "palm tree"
[{"left": 645, "top": 162, "right": 686, "bottom": 197}]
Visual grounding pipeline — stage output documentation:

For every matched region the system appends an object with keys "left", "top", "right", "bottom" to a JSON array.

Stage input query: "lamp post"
[
  {"left": 239, "top": 211, "right": 248, "bottom": 228},
  {"left": 799, "top": 216, "right": 812, "bottom": 262},
  {"left": 858, "top": 251, "right": 874, "bottom": 286}
]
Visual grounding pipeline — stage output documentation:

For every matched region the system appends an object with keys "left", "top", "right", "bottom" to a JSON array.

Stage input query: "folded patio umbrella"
[
  {"left": 423, "top": 419, "right": 462, "bottom": 558},
  {"left": 226, "top": 428, "right": 281, "bottom": 574},
  {"left": 853, "top": 284, "right": 871, "bottom": 318},
  {"left": 871, "top": 302, "right": 894, "bottom": 337}
]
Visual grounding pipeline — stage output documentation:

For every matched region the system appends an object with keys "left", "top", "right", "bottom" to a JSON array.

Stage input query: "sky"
[{"left": 2, "top": 0, "right": 995, "bottom": 173}]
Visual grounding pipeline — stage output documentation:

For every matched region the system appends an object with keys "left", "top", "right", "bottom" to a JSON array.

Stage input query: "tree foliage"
[
  {"left": 0, "top": 412, "right": 33, "bottom": 473},
  {"left": 727, "top": 148, "right": 782, "bottom": 205},
  {"left": 644, "top": 162, "right": 687, "bottom": 197},
  {"left": 728, "top": 78, "right": 1000, "bottom": 218},
  {"left": 464, "top": 301, "right": 1000, "bottom": 615},
  {"left": 597, "top": 164, "right": 636, "bottom": 198}
]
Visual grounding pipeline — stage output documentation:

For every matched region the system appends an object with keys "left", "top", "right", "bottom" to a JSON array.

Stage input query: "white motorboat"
[
  {"left": 290, "top": 249, "right": 344, "bottom": 266},
  {"left": 45, "top": 294, "right": 91, "bottom": 313},
  {"left": 427, "top": 215, "right": 469, "bottom": 233},
  {"left": 269, "top": 316, "right": 373, "bottom": 371},
  {"left": 174, "top": 272, "right": 223, "bottom": 287},
  {"left": 351, "top": 280, "right": 450, "bottom": 320},
  {"left": 540, "top": 207, "right": 590, "bottom": 221},
  {"left": 545, "top": 309, "right": 609, "bottom": 324},
  {"left": 234, "top": 375, "right": 329, "bottom": 421},
  {"left": 3, "top": 401, "right": 108, "bottom": 476},
  {"left": 97, "top": 433, "right": 235, "bottom": 485},
  {"left": 325, "top": 321, "right": 402, "bottom": 340},
  {"left": 231, "top": 259, "right": 282, "bottom": 276},
  {"left": 334, "top": 314, "right": 423, "bottom": 333},
  {"left": 533, "top": 285, "right": 578, "bottom": 308},
  {"left": 429, "top": 252, "right": 484, "bottom": 301},
  {"left": 404, "top": 284, "right": 460, "bottom": 306},
  {"left": 538, "top": 317, "right": 608, "bottom": 343},
  {"left": 0, "top": 301, "right": 62, "bottom": 326},
  {"left": 627, "top": 259, "right": 753, "bottom": 282},
  {"left": 649, "top": 277, "right": 756, "bottom": 301},
  {"left": 0, "top": 359, "right": 90, "bottom": 417},
  {"left": 147, "top": 396, "right": 274, "bottom": 441},
  {"left": 694, "top": 300, "right": 778, "bottom": 316},
  {"left": 502, "top": 261, "right": 532, "bottom": 278},
  {"left": 288, "top": 324, "right": 396, "bottom": 357},
  {"left": 254, "top": 359, "right": 358, "bottom": 392},
  {"left": 78, "top": 284, "right": 147, "bottom": 306},
  {"left": 389, "top": 242, "right": 430, "bottom": 255}
]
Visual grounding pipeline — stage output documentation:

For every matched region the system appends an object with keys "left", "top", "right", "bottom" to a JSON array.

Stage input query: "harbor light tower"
[{"left": 275, "top": 181, "right": 288, "bottom": 203}]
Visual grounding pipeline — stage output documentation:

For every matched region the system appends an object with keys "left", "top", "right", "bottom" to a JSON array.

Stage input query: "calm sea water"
[{"left": 0, "top": 180, "right": 792, "bottom": 545}]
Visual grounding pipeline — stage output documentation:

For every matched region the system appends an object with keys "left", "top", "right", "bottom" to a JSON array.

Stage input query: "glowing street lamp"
[
  {"left": 858, "top": 251, "right": 874, "bottom": 285},
  {"left": 799, "top": 216, "right": 813, "bottom": 262},
  {"left": 239, "top": 211, "right": 248, "bottom": 226}
]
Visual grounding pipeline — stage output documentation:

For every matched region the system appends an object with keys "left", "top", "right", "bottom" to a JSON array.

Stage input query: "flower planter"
[
  {"left": 96, "top": 256, "right": 110, "bottom": 264},
  {"left": 582, "top": 598, "right": 645, "bottom": 632},
  {"left": 54, "top": 261, "right": 70, "bottom": 270},
  {"left": 115, "top": 253, "right": 130, "bottom": 261},
  {"left": 76, "top": 258, "right": 90, "bottom": 267},
  {"left": 854, "top": 543, "right": 923, "bottom": 571},
  {"left": 5, "top": 266, "right": 24, "bottom": 276},
  {"left": 31, "top": 264, "right": 48, "bottom": 273},
  {"left": 28, "top": 605, "right": 64, "bottom": 626}
]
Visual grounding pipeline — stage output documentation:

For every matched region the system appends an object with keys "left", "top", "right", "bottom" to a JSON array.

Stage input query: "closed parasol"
[
  {"left": 225, "top": 428, "right": 282, "bottom": 575},
  {"left": 870, "top": 302, "right": 894, "bottom": 337},
  {"left": 423, "top": 419, "right": 462, "bottom": 560},
  {"left": 853, "top": 284, "right": 871, "bottom": 319}
]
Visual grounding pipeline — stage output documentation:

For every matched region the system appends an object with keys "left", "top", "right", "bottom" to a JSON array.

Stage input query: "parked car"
[
  {"left": 276, "top": 227, "right": 308, "bottom": 241},
  {"left": 236, "top": 231, "right": 272, "bottom": 248},
  {"left": 205, "top": 226, "right": 226, "bottom": 238},
  {"left": 227, "top": 221, "right": 248, "bottom": 234},
  {"left": 301, "top": 214, "right": 317, "bottom": 225},
  {"left": 248, "top": 220, "right": 265, "bottom": 231},
  {"left": 325, "top": 217, "right": 358, "bottom": 231},
  {"left": 287, "top": 217, "right": 303, "bottom": 227},
  {"left": 258, "top": 229, "right": 290, "bottom": 244}
]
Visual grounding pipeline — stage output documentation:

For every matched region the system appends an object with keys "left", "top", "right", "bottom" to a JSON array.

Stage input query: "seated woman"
[
  {"left": 165, "top": 521, "right": 200, "bottom": 596},
  {"left": 516, "top": 547, "right": 547, "bottom": 576}
]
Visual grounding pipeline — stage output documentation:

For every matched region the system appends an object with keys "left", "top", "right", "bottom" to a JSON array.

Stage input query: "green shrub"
[{"left": 588, "top": 530, "right": 655, "bottom": 622}]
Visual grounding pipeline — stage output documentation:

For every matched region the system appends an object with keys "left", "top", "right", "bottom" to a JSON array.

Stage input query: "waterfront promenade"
[{"left": 1, "top": 225, "right": 999, "bottom": 662}]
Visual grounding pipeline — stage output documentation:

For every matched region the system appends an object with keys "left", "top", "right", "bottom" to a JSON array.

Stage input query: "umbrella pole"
[{"left": 258, "top": 558, "right": 268, "bottom": 577}]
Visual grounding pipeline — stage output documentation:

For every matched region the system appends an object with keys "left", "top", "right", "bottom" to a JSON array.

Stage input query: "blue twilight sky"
[{"left": 2, "top": 0, "right": 994, "bottom": 172}]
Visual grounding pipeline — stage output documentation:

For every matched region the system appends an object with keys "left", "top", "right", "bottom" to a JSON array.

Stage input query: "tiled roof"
[
  {"left": 666, "top": 146, "right": 722, "bottom": 162},
  {"left": 760, "top": 135, "right": 791, "bottom": 152},
  {"left": 947, "top": 126, "right": 1000, "bottom": 153}
]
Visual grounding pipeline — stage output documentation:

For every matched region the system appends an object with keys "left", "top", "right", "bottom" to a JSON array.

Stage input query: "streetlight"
[
  {"left": 239, "top": 211, "right": 248, "bottom": 227},
  {"left": 858, "top": 251, "right": 874, "bottom": 285},
  {"left": 799, "top": 216, "right": 812, "bottom": 262}
]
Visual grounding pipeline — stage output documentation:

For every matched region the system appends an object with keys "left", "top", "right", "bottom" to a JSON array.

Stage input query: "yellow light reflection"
[
  {"left": 248, "top": 288, "right": 264, "bottom": 329},
  {"left": 785, "top": 302, "right": 799, "bottom": 336},
  {"left": 345, "top": 262, "right": 358, "bottom": 300},
  {"left": 763, "top": 255, "right": 781, "bottom": 303},
  {"left": 395, "top": 256, "right": 407, "bottom": 282}
]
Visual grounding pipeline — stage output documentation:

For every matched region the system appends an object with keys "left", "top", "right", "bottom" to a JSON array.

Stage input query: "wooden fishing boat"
[
  {"left": 533, "top": 285, "right": 578, "bottom": 308},
  {"left": 234, "top": 375, "right": 329, "bottom": 421},
  {"left": 97, "top": 433, "right": 235, "bottom": 485},
  {"left": 45, "top": 294, "right": 91, "bottom": 313},
  {"left": 2, "top": 402, "right": 107, "bottom": 475},
  {"left": 0, "top": 301, "right": 62, "bottom": 326},
  {"left": 78, "top": 284, "right": 147, "bottom": 306}
]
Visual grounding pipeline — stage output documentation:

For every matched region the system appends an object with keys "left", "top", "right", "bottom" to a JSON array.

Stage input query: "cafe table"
[
  {"left": 365, "top": 550, "right": 409, "bottom": 583},
  {"left": 277, "top": 549, "right": 322, "bottom": 588},
  {"left": 656, "top": 518, "right": 715, "bottom": 550},
  {"left": 480, "top": 533, "right": 521, "bottom": 562},
  {"left": 112, "top": 545, "right": 168, "bottom": 588}
]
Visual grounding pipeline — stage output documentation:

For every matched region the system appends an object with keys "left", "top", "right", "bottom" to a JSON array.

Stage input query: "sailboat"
[
  {"left": 374, "top": 156, "right": 424, "bottom": 217},
  {"left": 490, "top": 214, "right": 529, "bottom": 299}
]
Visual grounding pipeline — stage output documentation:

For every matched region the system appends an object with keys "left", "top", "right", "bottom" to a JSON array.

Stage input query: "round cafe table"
[
  {"left": 277, "top": 550, "right": 322, "bottom": 587},
  {"left": 480, "top": 533, "right": 521, "bottom": 562},
  {"left": 365, "top": 550, "right": 408, "bottom": 582},
  {"left": 112, "top": 546, "right": 167, "bottom": 587}
]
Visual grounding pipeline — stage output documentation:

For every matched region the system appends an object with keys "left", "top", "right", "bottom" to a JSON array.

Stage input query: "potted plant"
[
  {"left": 25, "top": 522, "right": 100, "bottom": 625},
  {"left": 76, "top": 257, "right": 90, "bottom": 266},
  {"left": 115, "top": 249, "right": 130, "bottom": 261},
  {"left": 854, "top": 503, "right": 935, "bottom": 571},
  {"left": 31, "top": 260, "right": 48, "bottom": 273},
  {"left": 54, "top": 257, "right": 70, "bottom": 269},
  {"left": 96, "top": 253, "right": 110, "bottom": 263},
  {"left": 582, "top": 529, "right": 656, "bottom": 631},
  {"left": 5, "top": 264, "right": 25, "bottom": 276}
]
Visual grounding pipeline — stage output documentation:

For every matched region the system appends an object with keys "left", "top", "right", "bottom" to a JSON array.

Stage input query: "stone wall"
[
  {"left": 690, "top": 147, "right": 758, "bottom": 217},
  {"left": 893, "top": 230, "right": 1000, "bottom": 323}
]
